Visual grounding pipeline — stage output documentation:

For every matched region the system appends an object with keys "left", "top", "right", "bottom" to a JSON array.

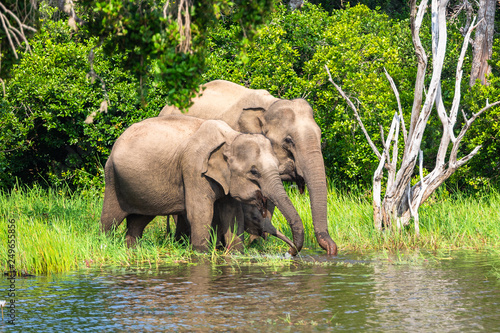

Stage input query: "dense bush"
[
  {"left": 204, "top": 3, "right": 500, "bottom": 191},
  {"left": 0, "top": 2, "right": 498, "bottom": 192},
  {"left": 0, "top": 18, "right": 170, "bottom": 189},
  {"left": 205, "top": 3, "right": 417, "bottom": 188}
]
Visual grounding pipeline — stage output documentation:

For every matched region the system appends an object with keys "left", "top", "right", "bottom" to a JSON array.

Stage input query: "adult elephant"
[
  {"left": 100, "top": 115, "right": 304, "bottom": 253},
  {"left": 160, "top": 80, "right": 337, "bottom": 255}
]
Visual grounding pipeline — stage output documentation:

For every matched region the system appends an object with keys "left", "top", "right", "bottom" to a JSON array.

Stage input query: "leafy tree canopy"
[{"left": 1, "top": 1, "right": 499, "bottom": 193}]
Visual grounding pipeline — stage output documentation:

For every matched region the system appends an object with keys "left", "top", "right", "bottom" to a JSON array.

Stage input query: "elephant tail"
[{"left": 100, "top": 159, "right": 127, "bottom": 233}]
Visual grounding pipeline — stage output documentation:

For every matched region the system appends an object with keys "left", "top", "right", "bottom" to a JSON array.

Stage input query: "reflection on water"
[{"left": 1, "top": 251, "right": 499, "bottom": 332}]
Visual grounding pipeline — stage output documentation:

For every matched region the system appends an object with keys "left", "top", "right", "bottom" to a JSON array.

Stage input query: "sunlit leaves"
[{"left": 205, "top": 3, "right": 416, "bottom": 187}]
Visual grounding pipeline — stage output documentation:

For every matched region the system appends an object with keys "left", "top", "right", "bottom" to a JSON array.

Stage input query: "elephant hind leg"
[{"left": 125, "top": 214, "right": 155, "bottom": 247}]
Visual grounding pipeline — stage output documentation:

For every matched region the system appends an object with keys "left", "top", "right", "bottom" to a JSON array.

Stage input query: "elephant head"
[
  {"left": 243, "top": 204, "right": 296, "bottom": 252},
  {"left": 238, "top": 97, "right": 337, "bottom": 255},
  {"left": 199, "top": 132, "right": 304, "bottom": 255}
]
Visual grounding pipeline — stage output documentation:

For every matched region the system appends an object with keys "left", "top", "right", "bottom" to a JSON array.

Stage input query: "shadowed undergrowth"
[{"left": 1, "top": 184, "right": 499, "bottom": 275}]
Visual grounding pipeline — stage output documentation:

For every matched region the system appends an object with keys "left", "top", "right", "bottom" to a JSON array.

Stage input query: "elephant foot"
[{"left": 125, "top": 235, "right": 137, "bottom": 248}]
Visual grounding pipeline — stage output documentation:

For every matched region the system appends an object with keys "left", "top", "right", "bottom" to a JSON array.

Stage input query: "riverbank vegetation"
[
  {"left": 1, "top": 184, "right": 499, "bottom": 275},
  {"left": 1, "top": 2, "right": 500, "bottom": 275}
]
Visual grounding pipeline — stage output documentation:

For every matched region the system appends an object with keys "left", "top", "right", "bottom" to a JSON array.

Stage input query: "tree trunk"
[{"left": 470, "top": 0, "right": 496, "bottom": 86}]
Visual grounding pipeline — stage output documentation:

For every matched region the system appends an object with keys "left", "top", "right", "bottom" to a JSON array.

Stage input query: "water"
[{"left": 1, "top": 251, "right": 499, "bottom": 332}]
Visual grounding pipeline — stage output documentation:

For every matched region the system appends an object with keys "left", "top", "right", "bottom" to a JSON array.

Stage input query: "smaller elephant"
[
  {"left": 210, "top": 196, "right": 296, "bottom": 252},
  {"left": 242, "top": 203, "right": 296, "bottom": 250},
  {"left": 101, "top": 115, "right": 304, "bottom": 253}
]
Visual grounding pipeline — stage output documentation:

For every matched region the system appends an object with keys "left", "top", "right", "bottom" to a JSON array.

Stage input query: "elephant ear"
[
  {"left": 238, "top": 108, "right": 266, "bottom": 134},
  {"left": 186, "top": 120, "right": 238, "bottom": 195},
  {"left": 238, "top": 90, "right": 279, "bottom": 134},
  {"left": 204, "top": 145, "right": 231, "bottom": 195}
]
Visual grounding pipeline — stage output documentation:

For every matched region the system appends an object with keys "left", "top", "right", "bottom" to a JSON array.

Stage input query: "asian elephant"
[
  {"left": 242, "top": 203, "right": 296, "bottom": 250},
  {"left": 159, "top": 80, "right": 337, "bottom": 255},
  {"left": 100, "top": 115, "right": 304, "bottom": 253},
  {"left": 211, "top": 196, "right": 296, "bottom": 252}
]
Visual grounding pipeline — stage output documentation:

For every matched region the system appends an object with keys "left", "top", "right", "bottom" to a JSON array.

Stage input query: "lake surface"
[{"left": 1, "top": 251, "right": 499, "bottom": 332}]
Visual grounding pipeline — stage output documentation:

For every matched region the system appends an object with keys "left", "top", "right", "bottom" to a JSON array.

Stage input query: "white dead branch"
[
  {"left": 0, "top": 2, "right": 36, "bottom": 59},
  {"left": 327, "top": 0, "right": 500, "bottom": 232},
  {"left": 163, "top": 0, "right": 193, "bottom": 53}
]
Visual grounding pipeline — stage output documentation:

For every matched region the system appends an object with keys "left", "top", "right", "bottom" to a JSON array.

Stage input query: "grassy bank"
[
  {"left": 1, "top": 184, "right": 500, "bottom": 275},
  {"left": 309, "top": 185, "right": 500, "bottom": 252}
]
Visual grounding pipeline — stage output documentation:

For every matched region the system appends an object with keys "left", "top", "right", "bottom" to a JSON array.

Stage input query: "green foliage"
[
  {"left": 306, "top": 5, "right": 416, "bottom": 187},
  {"left": 79, "top": 0, "right": 276, "bottom": 110},
  {"left": 308, "top": 0, "right": 410, "bottom": 19},
  {"left": 1, "top": 1, "right": 498, "bottom": 192},
  {"left": 80, "top": 0, "right": 206, "bottom": 109},
  {"left": 205, "top": 3, "right": 417, "bottom": 187},
  {"left": 0, "top": 18, "right": 169, "bottom": 188},
  {"left": 204, "top": 2, "right": 499, "bottom": 191},
  {"left": 458, "top": 37, "right": 500, "bottom": 190},
  {"left": 0, "top": 0, "right": 276, "bottom": 189}
]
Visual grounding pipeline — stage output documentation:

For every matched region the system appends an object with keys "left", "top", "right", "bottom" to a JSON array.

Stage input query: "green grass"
[
  {"left": 270, "top": 184, "right": 500, "bottom": 253},
  {"left": 1, "top": 184, "right": 500, "bottom": 275}
]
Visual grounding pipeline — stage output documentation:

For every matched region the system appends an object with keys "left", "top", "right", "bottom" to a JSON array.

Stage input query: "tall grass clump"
[
  {"left": 417, "top": 189, "right": 500, "bottom": 250},
  {"left": 0, "top": 184, "right": 194, "bottom": 275},
  {"left": 272, "top": 185, "right": 500, "bottom": 253},
  {"left": 0, "top": 185, "right": 97, "bottom": 273}
]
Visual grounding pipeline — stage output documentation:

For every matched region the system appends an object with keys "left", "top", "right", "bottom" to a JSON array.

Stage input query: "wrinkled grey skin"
[
  {"left": 160, "top": 80, "right": 337, "bottom": 255},
  {"left": 211, "top": 196, "right": 245, "bottom": 251},
  {"left": 100, "top": 115, "right": 303, "bottom": 253}
]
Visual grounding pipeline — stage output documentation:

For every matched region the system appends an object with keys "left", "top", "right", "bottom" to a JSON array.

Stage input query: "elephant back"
[{"left": 159, "top": 80, "right": 278, "bottom": 130}]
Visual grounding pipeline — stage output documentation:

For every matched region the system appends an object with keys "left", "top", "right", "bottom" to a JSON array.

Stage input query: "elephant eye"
[
  {"left": 250, "top": 167, "right": 260, "bottom": 177},
  {"left": 283, "top": 136, "right": 294, "bottom": 146}
]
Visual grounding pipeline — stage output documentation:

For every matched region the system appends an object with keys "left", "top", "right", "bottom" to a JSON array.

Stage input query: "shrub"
[{"left": 0, "top": 18, "right": 169, "bottom": 189}]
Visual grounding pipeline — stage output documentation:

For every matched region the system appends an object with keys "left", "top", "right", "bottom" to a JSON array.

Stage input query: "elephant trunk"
[
  {"left": 262, "top": 171, "right": 304, "bottom": 255},
  {"left": 297, "top": 146, "right": 338, "bottom": 255},
  {"left": 261, "top": 218, "right": 296, "bottom": 251}
]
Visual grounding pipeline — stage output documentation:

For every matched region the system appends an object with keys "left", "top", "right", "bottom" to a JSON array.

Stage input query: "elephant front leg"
[
  {"left": 186, "top": 199, "right": 216, "bottom": 253},
  {"left": 216, "top": 197, "right": 244, "bottom": 253},
  {"left": 224, "top": 199, "right": 244, "bottom": 252}
]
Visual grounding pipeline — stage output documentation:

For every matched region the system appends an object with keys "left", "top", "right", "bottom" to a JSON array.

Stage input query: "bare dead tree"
[
  {"left": 450, "top": 0, "right": 474, "bottom": 34},
  {"left": 0, "top": 1, "right": 37, "bottom": 59},
  {"left": 327, "top": 0, "right": 500, "bottom": 234},
  {"left": 163, "top": 0, "right": 193, "bottom": 53}
]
